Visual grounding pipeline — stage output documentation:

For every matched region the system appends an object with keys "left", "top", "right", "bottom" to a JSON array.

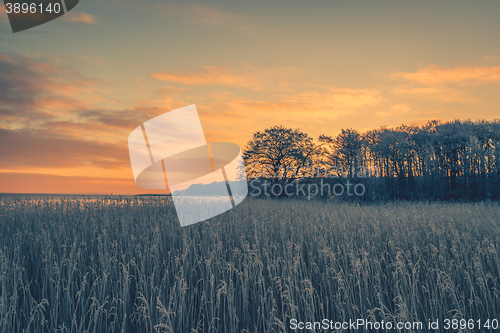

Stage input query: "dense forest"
[{"left": 243, "top": 119, "right": 500, "bottom": 201}]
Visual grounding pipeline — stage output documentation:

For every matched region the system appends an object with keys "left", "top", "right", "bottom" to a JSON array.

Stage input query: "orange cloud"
[
  {"left": 151, "top": 66, "right": 257, "bottom": 87},
  {"left": 0, "top": 128, "right": 128, "bottom": 171},
  {"left": 392, "top": 86, "right": 473, "bottom": 102},
  {"left": 0, "top": 5, "right": 8, "bottom": 26},
  {"left": 63, "top": 12, "right": 97, "bottom": 24},
  {"left": 482, "top": 55, "right": 500, "bottom": 63},
  {"left": 203, "top": 88, "right": 386, "bottom": 120},
  {"left": 392, "top": 65, "right": 500, "bottom": 85},
  {"left": 375, "top": 103, "right": 412, "bottom": 117},
  {"left": 0, "top": 53, "right": 15, "bottom": 63},
  {"left": 283, "top": 88, "right": 386, "bottom": 111}
]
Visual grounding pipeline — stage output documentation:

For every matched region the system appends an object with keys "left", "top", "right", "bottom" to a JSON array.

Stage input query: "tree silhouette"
[
  {"left": 243, "top": 120, "right": 500, "bottom": 201},
  {"left": 319, "top": 128, "right": 363, "bottom": 178},
  {"left": 243, "top": 126, "right": 320, "bottom": 184}
]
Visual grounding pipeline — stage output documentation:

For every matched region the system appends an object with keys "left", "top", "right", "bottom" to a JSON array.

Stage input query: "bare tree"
[
  {"left": 243, "top": 126, "right": 320, "bottom": 184},
  {"left": 319, "top": 128, "right": 363, "bottom": 177}
]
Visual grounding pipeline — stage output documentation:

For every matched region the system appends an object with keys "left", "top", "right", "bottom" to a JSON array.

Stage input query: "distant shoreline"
[
  {"left": 0, "top": 193, "right": 171, "bottom": 202},
  {"left": 0, "top": 193, "right": 171, "bottom": 196}
]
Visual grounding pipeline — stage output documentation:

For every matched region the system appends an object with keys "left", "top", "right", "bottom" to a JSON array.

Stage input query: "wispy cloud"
[
  {"left": 392, "top": 65, "right": 500, "bottom": 85},
  {"left": 151, "top": 66, "right": 257, "bottom": 87},
  {"left": 148, "top": 3, "right": 253, "bottom": 32},
  {"left": 392, "top": 86, "right": 473, "bottom": 102},
  {"left": 63, "top": 12, "right": 97, "bottom": 24},
  {"left": 0, "top": 127, "right": 128, "bottom": 170},
  {"left": 0, "top": 52, "right": 103, "bottom": 129},
  {"left": 77, "top": 105, "right": 171, "bottom": 130},
  {"left": 282, "top": 88, "right": 387, "bottom": 111},
  {"left": 482, "top": 55, "right": 500, "bottom": 63},
  {"left": 201, "top": 88, "right": 386, "bottom": 120},
  {"left": 0, "top": 5, "right": 8, "bottom": 26},
  {"left": 389, "top": 62, "right": 500, "bottom": 103},
  {"left": 376, "top": 103, "right": 413, "bottom": 117},
  {"left": 150, "top": 65, "right": 301, "bottom": 91},
  {"left": 187, "top": 5, "right": 249, "bottom": 30}
]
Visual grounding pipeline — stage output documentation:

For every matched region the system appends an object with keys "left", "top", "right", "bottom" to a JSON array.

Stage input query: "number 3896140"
[{"left": 5, "top": 2, "right": 62, "bottom": 14}]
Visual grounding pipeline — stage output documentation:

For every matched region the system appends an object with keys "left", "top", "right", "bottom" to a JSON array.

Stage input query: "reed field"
[{"left": 0, "top": 197, "right": 499, "bottom": 332}]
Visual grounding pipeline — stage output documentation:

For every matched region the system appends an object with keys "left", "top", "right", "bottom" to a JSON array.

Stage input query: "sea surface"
[{"left": 0, "top": 193, "right": 167, "bottom": 203}]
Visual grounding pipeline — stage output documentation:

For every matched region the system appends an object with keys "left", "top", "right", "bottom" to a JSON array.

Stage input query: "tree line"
[{"left": 243, "top": 119, "right": 500, "bottom": 201}]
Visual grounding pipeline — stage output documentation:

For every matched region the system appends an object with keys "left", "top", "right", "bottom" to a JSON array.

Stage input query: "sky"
[{"left": 1, "top": 0, "right": 500, "bottom": 194}]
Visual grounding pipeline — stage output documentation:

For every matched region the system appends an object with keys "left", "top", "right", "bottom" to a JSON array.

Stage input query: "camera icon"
[{"left": 128, "top": 105, "right": 248, "bottom": 227}]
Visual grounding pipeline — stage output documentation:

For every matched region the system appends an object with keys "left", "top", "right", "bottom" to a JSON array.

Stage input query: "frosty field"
[{"left": 0, "top": 197, "right": 499, "bottom": 332}]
